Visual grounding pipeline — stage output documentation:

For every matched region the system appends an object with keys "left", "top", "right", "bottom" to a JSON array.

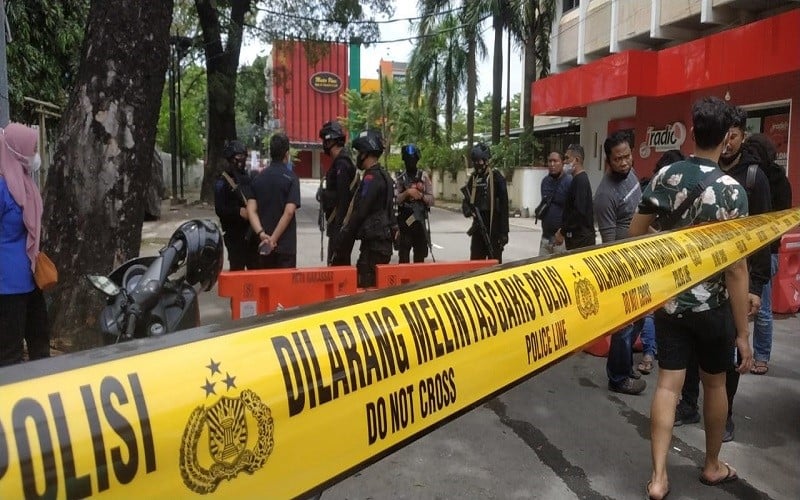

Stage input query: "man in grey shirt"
[{"left": 595, "top": 130, "right": 645, "bottom": 395}]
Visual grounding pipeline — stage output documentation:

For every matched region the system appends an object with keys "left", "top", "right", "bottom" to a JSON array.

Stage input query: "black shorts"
[{"left": 654, "top": 301, "right": 735, "bottom": 374}]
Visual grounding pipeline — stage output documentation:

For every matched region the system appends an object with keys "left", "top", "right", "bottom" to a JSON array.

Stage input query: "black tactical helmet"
[
  {"left": 223, "top": 140, "right": 247, "bottom": 159},
  {"left": 470, "top": 142, "right": 491, "bottom": 162},
  {"left": 401, "top": 144, "right": 420, "bottom": 163},
  {"left": 319, "top": 121, "right": 346, "bottom": 142},
  {"left": 352, "top": 129, "right": 384, "bottom": 157},
  {"left": 168, "top": 219, "right": 223, "bottom": 291}
]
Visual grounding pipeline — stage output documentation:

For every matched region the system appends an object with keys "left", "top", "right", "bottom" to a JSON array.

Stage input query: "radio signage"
[
  {"left": 310, "top": 72, "right": 343, "bottom": 94},
  {"left": 639, "top": 122, "right": 687, "bottom": 158}
]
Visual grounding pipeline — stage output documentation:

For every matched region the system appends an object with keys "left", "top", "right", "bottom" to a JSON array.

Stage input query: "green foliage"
[
  {"left": 490, "top": 130, "right": 541, "bottom": 182},
  {"left": 257, "top": 0, "right": 393, "bottom": 44},
  {"left": 236, "top": 56, "right": 270, "bottom": 151},
  {"left": 6, "top": 0, "right": 89, "bottom": 123},
  {"left": 156, "top": 65, "right": 207, "bottom": 163}
]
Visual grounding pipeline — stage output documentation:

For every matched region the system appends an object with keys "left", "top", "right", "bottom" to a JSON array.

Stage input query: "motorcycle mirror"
[{"left": 86, "top": 275, "right": 121, "bottom": 297}]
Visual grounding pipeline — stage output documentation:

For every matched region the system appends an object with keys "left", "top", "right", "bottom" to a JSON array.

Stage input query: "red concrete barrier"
[
  {"left": 217, "top": 267, "right": 358, "bottom": 319},
  {"left": 374, "top": 260, "right": 499, "bottom": 289},
  {"left": 772, "top": 229, "right": 800, "bottom": 314}
]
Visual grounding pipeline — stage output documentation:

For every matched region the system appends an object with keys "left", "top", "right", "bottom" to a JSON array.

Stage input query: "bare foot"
[
  {"left": 700, "top": 462, "right": 738, "bottom": 486},
  {"left": 646, "top": 479, "right": 669, "bottom": 499}
]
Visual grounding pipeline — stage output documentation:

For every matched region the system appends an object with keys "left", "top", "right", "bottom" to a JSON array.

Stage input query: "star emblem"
[
  {"left": 223, "top": 372, "right": 237, "bottom": 391},
  {"left": 206, "top": 358, "right": 221, "bottom": 376},
  {"left": 202, "top": 378, "right": 216, "bottom": 397}
]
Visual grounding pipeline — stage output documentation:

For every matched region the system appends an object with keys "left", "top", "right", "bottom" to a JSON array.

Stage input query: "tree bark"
[
  {"left": 466, "top": 33, "right": 477, "bottom": 154},
  {"left": 491, "top": 11, "right": 504, "bottom": 145},
  {"left": 196, "top": 0, "right": 251, "bottom": 203},
  {"left": 41, "top": 0, "right": 174, "bottom": 352}
]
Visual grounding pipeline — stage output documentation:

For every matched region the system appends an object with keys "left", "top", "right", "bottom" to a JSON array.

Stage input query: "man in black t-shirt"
[
  {"left": 556, "top": 143, "right": 595, "bottom": 250},
  {"left": 247, "top": 133, "right": 301, "bottom": 269}
]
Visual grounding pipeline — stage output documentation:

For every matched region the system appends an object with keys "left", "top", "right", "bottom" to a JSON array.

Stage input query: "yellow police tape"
[{"left": 1, "top": 208, "right": 798, "bottom": 499}]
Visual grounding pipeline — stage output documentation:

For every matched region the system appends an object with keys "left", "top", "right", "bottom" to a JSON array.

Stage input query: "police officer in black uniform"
[
  {"left": 396, "top": 144, "right": 434, "bottom": 263},
  {"left": 333, "top": 130, "right": 396, "bottom": 287},
  {"left": 462, "top": 143, "right": 509, "bottom": 263},
  {"left": 214, "top": 140, "right": 258, "bottom": 270},
  {"left": 319, "top": 120, "right": 357, "bottom": 265}
]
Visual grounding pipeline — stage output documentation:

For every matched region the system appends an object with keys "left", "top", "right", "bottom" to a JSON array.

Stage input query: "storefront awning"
[{"left": 533, "top": 9, "right": 800, "bottom": 116}]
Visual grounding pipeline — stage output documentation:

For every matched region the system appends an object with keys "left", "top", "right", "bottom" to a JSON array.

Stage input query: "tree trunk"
[
  {"left": 196, "top": 0, "right": 250, "bottom": 203},
  {"left": 522, "top": 8, "right": 537, "bottom": 165},
  {"left": 466, "top": 34, "right": 477, "bottom": 154},
  {"left": 41, "top": 0, "right": 174, "bottom": 352},
  {"left": 491, "top": 12, "right": 504, "bottom": 145}
]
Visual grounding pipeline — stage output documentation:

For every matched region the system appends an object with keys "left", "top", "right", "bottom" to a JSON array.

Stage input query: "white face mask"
[
  {"left": 27, "top": 153, "right": 42, "bottom": 173},
  {"left": 563, "top": 162, "right": 574, "bottom": 174}
]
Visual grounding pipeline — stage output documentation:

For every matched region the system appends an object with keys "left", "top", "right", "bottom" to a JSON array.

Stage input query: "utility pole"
[{"left": 0, "top": 0, "right": 10, "bottom": 126}]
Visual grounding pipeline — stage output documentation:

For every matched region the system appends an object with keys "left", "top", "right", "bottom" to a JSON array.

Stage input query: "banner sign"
[{"left": 1, "top": 209, "right": 799, "bottom": 499}]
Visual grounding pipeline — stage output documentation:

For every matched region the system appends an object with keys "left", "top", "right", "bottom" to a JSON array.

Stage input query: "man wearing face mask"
[
  {"left": 319, "top": 120, "right": 357, "bottom": 266},
  {"left": 555, "top": 144, "right": 595, "bottom": 250},
  {"left": 333, "top": 130, "right": 396, "bottom": 287},
  {"left": 214, "top": 139, "right": 259, "bottom": 270},
  {"left": 461, "top": 143, "right": 509, "bottom": 263},
  {"left": 395, "top": 144, "right": 434, "bottom": 263},
  {"left": 594, "top": 130, "right": 646, "bottom": 395},
  {"left": 537, "top": 151, "right": 572, "bottom": 256}
]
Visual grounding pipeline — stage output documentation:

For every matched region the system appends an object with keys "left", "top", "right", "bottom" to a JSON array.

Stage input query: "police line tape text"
[
  {"left": 273, "top": 267, "right": 571, "bottom": 417},
  {"left": 0, "top": 374, "right": 155, "bottom": 498},
  {"left": 366, "top": 368, "right": 457, "bottom": 445}
]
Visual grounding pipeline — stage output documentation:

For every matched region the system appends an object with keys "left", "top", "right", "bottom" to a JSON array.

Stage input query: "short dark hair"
[
  {"left": 691, "top": 97, "right": 733, "bottom": 150},
  {"left": 270, "top": 133, "right": 290, "bottom": 161},
  {"left": 729, "top": 105, "right": 747, "bottom": 131},
  {"left": 548, "top": 151, "right": 564, "bottom": 161},
  {"left": 566, "top": 143, "right": 584, "bottom": 161},
  {"left": 603, "top": 130, "right": 633, "bottom": 159}
]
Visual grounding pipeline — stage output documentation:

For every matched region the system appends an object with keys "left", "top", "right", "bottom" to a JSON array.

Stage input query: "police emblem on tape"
[
  {"left": 180, "top": 359, "right": 274, "bottom": 493},
  {"left": 574, "top": 277, "right": 599, "bottom": 319}
]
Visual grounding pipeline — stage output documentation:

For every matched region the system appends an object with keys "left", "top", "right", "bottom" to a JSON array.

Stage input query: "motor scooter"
[{"left": 87, "top": 219, "right": 223, "bottom": 343}]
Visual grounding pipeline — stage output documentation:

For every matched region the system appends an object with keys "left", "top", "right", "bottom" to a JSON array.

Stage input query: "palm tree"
[
  {"left": 506, "top": 0, "right": 557, "bottom": 164},
  {"left": 416, "top": 0, "right": 486, "bottom": 153},
  {"left": 408, "top": 12, "right": 468, "bottom": 145}
]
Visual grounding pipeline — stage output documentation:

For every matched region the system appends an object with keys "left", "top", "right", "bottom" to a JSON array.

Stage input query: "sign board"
[
  {"left": 309, "top": 72, "right": 343, "bottom": 94},
  {"left": 639, "top": 122, "right": 687, "bottom": 158}
]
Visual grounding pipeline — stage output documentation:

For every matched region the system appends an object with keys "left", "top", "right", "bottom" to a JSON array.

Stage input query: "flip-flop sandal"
[
  {"left": 645, "top": 480, "right": 670, "bottom": 499},
  {"left": 699, "top": 463, "right": 738, "bottom": 486},
  {"left": 638, "top": 355, "right": 655, "bottom": 375},
  {"left": 751, "top": 362, "right": 769, "bottom": 375}
]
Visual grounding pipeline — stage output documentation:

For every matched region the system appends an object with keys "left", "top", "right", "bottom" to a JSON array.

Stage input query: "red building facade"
[
  {"left": 272, "top": 42, "right": 349, "bottom": 178},
  {"left": 532, "top": 9, "right": 800, "bottom": 202}
]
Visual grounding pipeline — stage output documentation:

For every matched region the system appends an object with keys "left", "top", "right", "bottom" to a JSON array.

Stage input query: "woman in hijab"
[{"left": 0, "top": 122, "right": 50, "bottom": 366}]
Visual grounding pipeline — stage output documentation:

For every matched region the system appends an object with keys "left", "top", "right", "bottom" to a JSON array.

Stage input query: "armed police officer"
[
  {"left": 461, "top": 143, "right": 509, "bottom": 263},
  {"left": 332, "top": 130, "right": 396, "bottom": 287},
  {"left": 214, "top": 139, "right": 259, "bottom": 270},
  {"left": 395, "top": 144, "right": 435, "bottom": 263},
  {"left": 318, "top": 120, "right": 357, "bottom": 265}
]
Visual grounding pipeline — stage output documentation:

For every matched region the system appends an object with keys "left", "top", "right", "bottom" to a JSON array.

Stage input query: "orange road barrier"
[
  {"left": 583, "top": 332, "right": 644, "bottom": 358},
  {"left": 375, "top": 260, "right": 499, "bottom": 289},
  {"left": 217, "top": 267, "right": 358, "bottom": 319},
  {"left": 772, "top": 228, "right": 800, "bottom": 313}
]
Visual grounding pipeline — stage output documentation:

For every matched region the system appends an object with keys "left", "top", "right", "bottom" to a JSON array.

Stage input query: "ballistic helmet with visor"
[
  {"left": 168, "top": 219, "right": 224, "bottom": 292},
  {"left": 402, "top": 144, "right": 420, "bottom": 163},
  {"left": 223, "top": 140, "right": 247, "bottom": 160},
  {"left": 471, "top": 142, "right": 491, "bottom": 162},
  {"left": 319, "top": 121, "right": 346, "bottom": 142},
  {"left": 352, "top": 129, "right": 384, "bottom": 157}
]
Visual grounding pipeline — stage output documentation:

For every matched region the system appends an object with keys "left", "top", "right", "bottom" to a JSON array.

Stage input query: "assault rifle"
[
  {"left": 316, "top": 177, "right": 325, "bottom": 262},
  {"left": 460, "top": 185, "right": 493, "bottom": 259}
]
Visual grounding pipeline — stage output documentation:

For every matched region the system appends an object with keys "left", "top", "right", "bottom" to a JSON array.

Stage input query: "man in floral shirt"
[{"left": 628, "top": 96, "right": 754, "bottom": 500}]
